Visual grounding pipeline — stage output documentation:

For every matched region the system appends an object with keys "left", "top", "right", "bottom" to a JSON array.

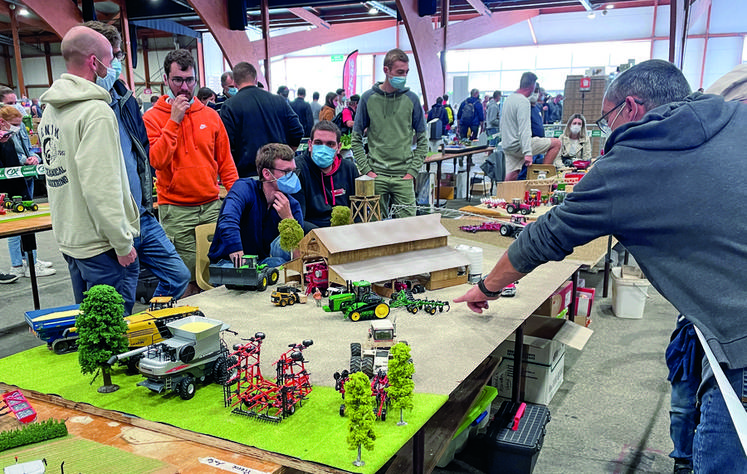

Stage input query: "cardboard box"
[
  {"left": 491, "top": 315, "right": 592, "bottom": 404},
  {"left": 493, "top": 353, "right": 565, "bottom": 405},
  {"left": 534, "top": 280, "right": 574, "bottom": 318},
  {"left": 438, "top": 186, "right": 455, "bottom": 200},
  {"left": 574, "top": 287, "right": 595, "bottom": 327}
]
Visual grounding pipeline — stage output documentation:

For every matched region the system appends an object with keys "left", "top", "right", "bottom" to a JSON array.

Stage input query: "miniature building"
[{"left": 285, "top": 214, "right": 470, "bottom": 291}]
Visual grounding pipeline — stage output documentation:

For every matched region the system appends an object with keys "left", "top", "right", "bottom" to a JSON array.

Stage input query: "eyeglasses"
[
  {"left": 312, "top": 139, "right": 338, "bottom": 148},
  {"left": 114, "top": 51, "right": 127, "bottom": 61},
  {"left": 169, "top": 76, "right": 196, "bottom": 87},
  {"left": 271, "top": 167, "right": 296, "bottom": 177},
  {"left": 595, "top": 98, "right": 644, "bottom": 135}
]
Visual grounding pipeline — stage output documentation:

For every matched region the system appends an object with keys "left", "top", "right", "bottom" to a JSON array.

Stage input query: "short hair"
[
  {"left": 163, "top": 49, "right": 194, "bottom": 77},
  {"left": 519, "top": 72, "right": 538, "bottom": 90},
  {"left": 470, "top": 88, "right": 479, "bottom": 97},
  {"left": 310, "top": 120, "right": 341, "bottom": 144},
  {"left": 312, "top": 91, "right": 320, "bottom": 100},
  {"left": 605, "top": 59, "right": 691, "bottom": 111},
  {"left": 442, "top": 94, "right": 449, "bottom": 101},
  {"left": 349, "top": 94, "right": 360, "bottom": 103},
  {"left": 564, "top": 113, "right": 587, "bottom": 139},
  {"left": 297, "top": 87, "right": 306, "bottom": 97},
  {"left": 493, "top": 91, "right": 501, "bottom": 100},
  {"left": 232, "top": 62, "right": 257, "bottom": 86},
  {"left": 82, "top": 21, "right": 121, "bottom": 50},
  {"left": 256, "top": 143, "right": 295, "bottom": 178},
  {"left": 277, "top": 85, "right": 289, "bottom": 97},
  {"left": 0, "top": 87, "right": 14, "bottom": 102},
  {"left": 0, "top": 105, "right": 22, "bottom": 121},
  {"left": 197, "top": 87, "right": 216, "bottom": 102},
  {"left": 336, "top": 88, "right": 345, "bottom": 95},
  {"left": 384, "top": 48, "right": 409, "bottom": 69},
  {"left": 220, "top": 71, "right": 233, "bottom": 87},
  {"left": 435, "top": 97, "right": 443, "bottom": 105}
]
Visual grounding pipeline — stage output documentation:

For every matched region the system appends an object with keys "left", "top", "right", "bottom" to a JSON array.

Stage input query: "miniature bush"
[
  {"left": 77, "top": 285, "right": 129, "bottom": 391},
  {"left": 387, "top": 343, "right": 415, "bottom": 425},
  {"left": 330, "top": 206, "right": 352, "bottom": 226},
  {"left": 278, "top": 218, "right": 304, "bottom": 252},
  {"left": 0, "top": 419, "right": 68, "bottom": 452}
]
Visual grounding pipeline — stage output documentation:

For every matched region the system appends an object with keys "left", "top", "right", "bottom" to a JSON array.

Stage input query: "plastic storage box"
[
  {"left": 436, "top": 385, "right": 498, "bottom": 468},
  {"left": 462, "top": 401, "right": 551, "bottom": 474}
]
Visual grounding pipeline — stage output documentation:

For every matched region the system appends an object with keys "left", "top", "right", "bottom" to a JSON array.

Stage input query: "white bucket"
[
  {"left": 455, "top": 244, "right": 483, "bottom": 282},
  {"left": 611, "top": 266, "right": 650, "bottom": 319}
]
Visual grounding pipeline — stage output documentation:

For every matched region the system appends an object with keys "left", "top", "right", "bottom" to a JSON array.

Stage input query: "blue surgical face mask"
[
  {"left": 96, "top": 58, "right": 121, "bottom": 92},
  {"left": 167, "top": 89, "right": 195, "bottom": 105},
  {"left": 311, "top": 145, "right": 336, "bottom": 169},
  {"left": 227, "top": 87, "right": 238, "bottom": 97},
  {"left": 390, "top": 75, "right": 407, "bottom": 90},
  {"left": 277, "top": 172, "right": 301, "bottom": 194}
]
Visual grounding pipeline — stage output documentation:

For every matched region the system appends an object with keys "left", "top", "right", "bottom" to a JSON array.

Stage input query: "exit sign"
[
  {"left": 591, "top": 129, "right": 602, "bottom": 137},
  {"left": 331, "top": 55, "right": 344, "bottom": 62}
]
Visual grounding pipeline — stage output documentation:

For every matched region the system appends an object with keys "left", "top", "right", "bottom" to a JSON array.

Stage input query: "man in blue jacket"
[
  {"left": 209, "top": 143, "right": 303, "bottom": 268},
  {"left": 455, "top": 59, "right": 747, "bottom": 473},
  {"left": 220, "top": 62, "right": 304, "bottom": 178},
  {"left": 457, "top": 89, "right": 484, "bottom": 140},
  {"left": 85, "top": 21, "right": 190, "bottom": 300}
]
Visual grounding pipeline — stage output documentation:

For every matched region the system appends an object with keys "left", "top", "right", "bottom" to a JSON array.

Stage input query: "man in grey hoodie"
[
  {"left": 455, "top": 59, "right": 747, "bottom": 473},
  {"left": 351, "top": 48, "right": 427, "bottom": 218},
  {"left": 39, "top": 26, "right": 139, "bottom": 314}
]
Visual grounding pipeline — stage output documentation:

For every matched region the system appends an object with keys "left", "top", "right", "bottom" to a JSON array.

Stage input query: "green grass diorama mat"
[
  {"left": 1, "top": 436, "right": 166, "bottom": 473},
  {"left": 0, "top": 346, "right": 447, "bottom": 474}
]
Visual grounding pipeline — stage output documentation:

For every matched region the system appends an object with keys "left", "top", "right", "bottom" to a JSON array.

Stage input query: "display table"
[
  {"left": 0, "top": 234, "right": 580, "bottom": 473},
  {"left": 0, "top": 204, "right": 52, "bottom": 310},
  {"left": 425, "top": 147, "right": 493, "bottom": 204}
]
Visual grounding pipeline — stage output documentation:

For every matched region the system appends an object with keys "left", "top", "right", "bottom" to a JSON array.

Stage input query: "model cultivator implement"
[{"left": 224, "top": 332, "right": 313, "bottom": 423}]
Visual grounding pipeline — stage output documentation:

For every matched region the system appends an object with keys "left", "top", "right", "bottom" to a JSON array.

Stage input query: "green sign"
[
  {"left": 554, "top": 130, "right": 563, "bottom": 137},
  {"left": 0, "top": 165, "right": 45, "bottom": 180},
  {"left": 331, "top": 55, "right": 345, "bottom": 62},
  {"left": 591, "top": 129, "right": 602, "bottom": 137}
]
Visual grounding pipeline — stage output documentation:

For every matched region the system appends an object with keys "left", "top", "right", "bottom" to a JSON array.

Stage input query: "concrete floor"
[{"left": 0, "top": 205, "right": 679, "bottom": 474}]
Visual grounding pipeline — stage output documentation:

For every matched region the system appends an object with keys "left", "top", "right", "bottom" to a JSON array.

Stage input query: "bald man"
[{"left": 38, "top": 26, "right": 140, "bottom": 314}]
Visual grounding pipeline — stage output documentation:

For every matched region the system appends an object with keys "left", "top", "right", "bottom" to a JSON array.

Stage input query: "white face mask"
[{"left": 570, "top": 124, "right": 582, "bottom": 135}]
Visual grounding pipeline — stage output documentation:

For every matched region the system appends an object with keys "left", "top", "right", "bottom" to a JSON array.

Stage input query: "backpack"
[
  {"left": 332, "top": 111, "right": 344, "bottom": 130},
  {"left": 444, "top": 105, "right": 454, "bottom": 125},
  {"left": 460, "top": 100, "right": 475, "bottom": 124}
]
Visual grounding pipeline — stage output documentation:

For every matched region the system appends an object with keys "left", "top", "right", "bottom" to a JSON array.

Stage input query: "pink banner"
[{"left": 342, "top": 50, "right": 358, "bottom": 96}]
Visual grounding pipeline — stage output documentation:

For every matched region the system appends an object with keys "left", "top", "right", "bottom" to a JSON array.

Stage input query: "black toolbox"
[{"left": 459, "top": 401, "right": 550, "bottom": 474}]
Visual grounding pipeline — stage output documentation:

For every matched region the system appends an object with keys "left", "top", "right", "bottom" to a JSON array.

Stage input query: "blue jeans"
[
  {"left": 693, "top": 366, "right": 747, "bottom": 473},
  {"left": 670, "top": 371, "right": 700, "bottom": 461},
  {"left": 261, "top": 235, "right": 290, "bottom": 268},
  {"left": 134, "top": 213, "right": 190, "bottom": 299},
  {"left": 7, "top": 236, "right": 36, "bottom": 267},
  {"left": 64, "top": 249, "right": 139, "bottom": 316}
]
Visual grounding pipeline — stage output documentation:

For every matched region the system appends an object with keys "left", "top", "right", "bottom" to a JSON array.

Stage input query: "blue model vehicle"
[
  {"left": 209, "top": 255, "right": 280, "bottom": 291},
  {"left": 25, "top": 304, "right": 81, "bottom": 354}
]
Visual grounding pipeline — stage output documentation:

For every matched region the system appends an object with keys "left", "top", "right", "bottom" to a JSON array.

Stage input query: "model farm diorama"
[{"left": 6, "top": 211, "right": 533, "bottom": 470}]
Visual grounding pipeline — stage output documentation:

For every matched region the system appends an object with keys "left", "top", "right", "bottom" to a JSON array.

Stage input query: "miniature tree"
[
  {"left": 330, "top": 205, "right": 352, "bottom": 226},
  {"left": 387, "top": 342, "right": 414, "bottom": 426},
  {"left": 346, "top": 371, "right": 376, "bottom": 467},
  {"left": 278, "top": 218, "right": 304, "bottom": 257},
  {"left": 76, "top": 284, "right": 129, "bottom": 393}
]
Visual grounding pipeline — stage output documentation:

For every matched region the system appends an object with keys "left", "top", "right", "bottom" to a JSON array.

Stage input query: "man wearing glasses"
[
  {"left": 84, "top": 21, "right": 190, "bottom": 303},
  {"left": 38, "top": 26, "right": 139, "bottom": 313},
  {"left": 143, "top": 49, "right": 238, "bottom": 297},
  {"left": 456, "top": 59, "right": 747, "bottom": 473},
  {"left": 291, "top": 120, "right": 359, "bottom": 231},
  {"left": 209, "top": 143, "right": 303, "bottom": 268}
]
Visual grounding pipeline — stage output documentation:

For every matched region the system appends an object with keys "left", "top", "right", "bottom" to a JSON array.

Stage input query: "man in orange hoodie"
[{"left": 143, "top": 49, "right": 238, "bottom": 297}]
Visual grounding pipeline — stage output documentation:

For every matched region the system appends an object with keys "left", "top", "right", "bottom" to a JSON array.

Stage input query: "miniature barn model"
[{"left": 285, "top": 214, "right": 470, "bottom": 291}]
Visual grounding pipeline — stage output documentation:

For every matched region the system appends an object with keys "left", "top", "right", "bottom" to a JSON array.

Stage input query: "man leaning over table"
[{"left": 38, "top": 26, "right": 139, "bottom": 314}]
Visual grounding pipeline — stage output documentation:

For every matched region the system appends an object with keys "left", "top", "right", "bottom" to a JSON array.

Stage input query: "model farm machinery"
[
  {"left": 388, "top": 290, "right": 450, "bottom": 315},
  {"left": 3, "top": 195, "right": 38, "bottom": 213},
  {"left": 334, "top": 368, "right": 390, "bottom": 421},
  {"left": 323, "top": 280, "right": 390, "bottom": 322},
  {"left": 209, "top": 255, "right": 279, "bottom": 291},
  {"left": 224, "top": 332, "right": 313, "bottom": 422}
]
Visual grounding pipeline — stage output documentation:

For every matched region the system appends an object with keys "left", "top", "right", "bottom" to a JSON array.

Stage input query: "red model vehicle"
[
  {"left": 505, "top": 198, "right": 533, "bottom": 215},
  {"left": 1, "top": 389, "right": 37, "bottom": 424},
  {"left": 333, "top": 368, "right": 390, "bottom": 421},
  {"left": 304, "top": 259, "right": 329, "bottom": 296},
  {"left": 224, "top": 332, "right": 313, "bottom": 422}
]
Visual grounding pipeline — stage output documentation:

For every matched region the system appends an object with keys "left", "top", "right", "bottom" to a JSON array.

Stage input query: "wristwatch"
[{"left": 477, "top": 277, "right": 502, "bottom": 298}]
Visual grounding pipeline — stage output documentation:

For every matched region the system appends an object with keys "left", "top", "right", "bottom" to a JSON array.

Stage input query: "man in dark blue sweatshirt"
[
  {"left": 292, "top": 121, "right": 359, "bottom": 231},
  {"left": 455, "top": 59, "right": 747, "bottom": 473}
]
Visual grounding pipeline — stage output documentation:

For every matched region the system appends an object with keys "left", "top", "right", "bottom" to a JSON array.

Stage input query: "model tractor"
[
  {"left": 209, "top": 255, "right": 279, "bottom": 291},
  {"left": 323, "top": 280, "right": 390, "bottom": 322},
  {"left": 505, "top": 198, "right": 533, "bottom": 215},
  {"left": 303, "top": 259, "right": 329, "bottom": 296},
  {"left": 224, "top": 332, "right": 313, "bottom": 422},
  {"left": 108, "top": 316, "right": 235, "bottom": 400},
  {"left": 349, "top": 319, "right": 405, "bottom": 378},
  {"left": 271, "top": 286, "right": 301, "bottom": 306},
  {"left": 499, "top": 215, "right": 528, "bottom": 238},
  {"left": 4, "top": 195, "right": 38, "bottom": 213}
]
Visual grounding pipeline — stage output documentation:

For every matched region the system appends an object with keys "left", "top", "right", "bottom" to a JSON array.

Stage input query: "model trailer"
[{"left": 108, "top": 317, "right": 235, "bottom": 400}]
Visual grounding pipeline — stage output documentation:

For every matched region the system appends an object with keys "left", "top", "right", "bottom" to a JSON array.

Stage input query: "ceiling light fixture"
[
  {"left": 587, "top": 11, "right": 596, "bottom": 19},
  {"left": 605, "top": 4, "right": 615, "bottom": 9}
]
